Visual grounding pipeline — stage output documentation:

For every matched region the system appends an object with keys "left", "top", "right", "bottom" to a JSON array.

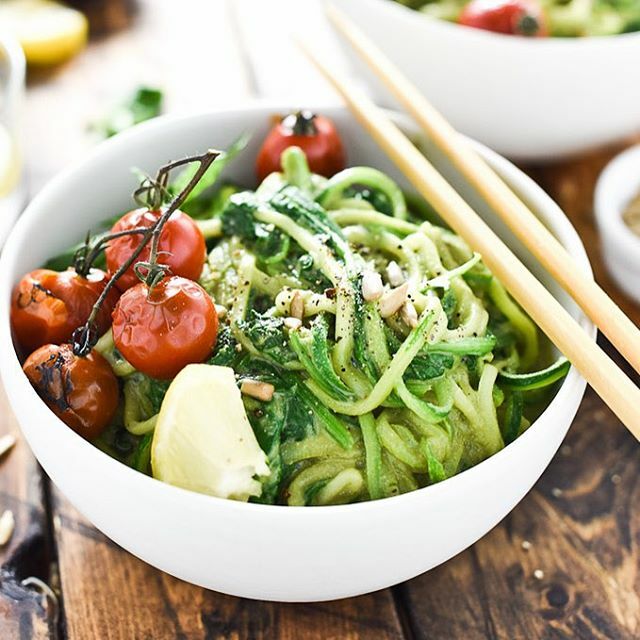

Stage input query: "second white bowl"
[{"left": 338, "top": 0, "right": 640, "bottom": 161}]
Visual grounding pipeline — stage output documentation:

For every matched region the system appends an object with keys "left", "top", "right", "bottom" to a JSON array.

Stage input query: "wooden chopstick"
[
  {"left": 298, "top": 40, "right": 640, "bottom": 437},
  {"left": 326, "top": 4, "right": 640, "bottom": 377}
]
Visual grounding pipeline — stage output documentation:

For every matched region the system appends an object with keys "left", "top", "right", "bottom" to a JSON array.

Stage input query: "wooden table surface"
[{"left": 1, "top": 1, "right": 638, "bottom": 638}]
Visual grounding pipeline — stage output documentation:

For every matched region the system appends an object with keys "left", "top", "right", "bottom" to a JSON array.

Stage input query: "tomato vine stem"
[{"left": 72, "top": 149, "right": 220, "bottom": 356}]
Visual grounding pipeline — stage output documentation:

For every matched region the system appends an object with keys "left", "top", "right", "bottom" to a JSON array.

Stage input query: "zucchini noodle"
[{"left": 85, "top": 143, "right": 567, "bottom": 506}]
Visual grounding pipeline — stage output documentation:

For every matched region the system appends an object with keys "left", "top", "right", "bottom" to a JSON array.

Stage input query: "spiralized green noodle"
[
  {"left": 90, "top": 143, "right": 566, "bottom": 505},
  {"left": 195, "top": 149, "right": 567, "bottom": 505}
]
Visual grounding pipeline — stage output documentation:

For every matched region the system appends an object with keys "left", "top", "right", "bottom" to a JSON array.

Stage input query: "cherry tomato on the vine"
[
  {"left": 459, "top": 0, "right": 547, "bottom": 36},
  {"left": 105, "top": 208, "right": 206, "bottom": 291},
  {"left": 256, "top": 110, "right": 346, "bottom": 181},
  {"left": 111, "top": 276, "right": 218, "bottom": 380},
  {"left": 11, "top": 268, "right": 119, "bottom": 353},
  {"left": 23, "top": 343, "right": 119, "bottom": 440}
]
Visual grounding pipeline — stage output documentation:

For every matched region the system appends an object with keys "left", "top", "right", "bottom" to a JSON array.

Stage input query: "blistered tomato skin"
[
  {"left": 10, "top": 268, "right": 119, "bottom": 353},
  {"left": 459, "top": 0, "right": 548, "bottom": 36},
  {"left": 23, "top": 343, "right": 119, "bottom": 440},
  {"left": 112, "top": 276, "right": 218, "bottom": 380},
  {"left": 256, "top": 111, "right": 346, "bottom": 181},
  {"left": 105, "top": 208, "right": 206, "bottom": 291}
]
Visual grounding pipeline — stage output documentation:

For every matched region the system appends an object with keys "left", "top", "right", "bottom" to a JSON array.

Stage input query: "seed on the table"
[
  {"left": 0, "top": 510, "right": 15, "bottom": 546},
  {"left": 611, "top": 474, "right": 621, "bottom": 485},
  {"left": 361, "top": 271, "right": 383, "bottom": 301},
  {"left": 551, "top": 487, "right": 563, "bottom": 498},
  {"left": 378, "top": 282, "right": 409, "bottom": 318},
  {"left": 521, "top": 540, "right": 531, "bottom": 551},
  {"left": 284, "top": 317, "right": 302, "bottom": 330},
  {"left": 0, "top": 434, "right": 16, "bottom": 459},
  {"left": 241, "top": 379, "right": 275, "bottom": 402},
  {"left": 386, "top": 261, "right": 404, "bottom": 287},
  {"left": 533, "top": 569, "right": 544, "bottom": 580},
  {"left": 289, "top": 291, "right": 304, "bottom": 319}
]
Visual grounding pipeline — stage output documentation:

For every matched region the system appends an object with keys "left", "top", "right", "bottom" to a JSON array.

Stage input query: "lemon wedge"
[
  {"left": 0, "top": 0, "right": 88, "bottom": 66},
  {"left": 151, "top": 365, "right": 270, "bottom": 501},
  {"left": 0, "top": 125, "right": 20, "bottom": 198}
]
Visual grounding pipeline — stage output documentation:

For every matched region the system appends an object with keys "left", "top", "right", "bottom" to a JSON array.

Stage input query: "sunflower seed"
[
  {"left": 0, "top": 434, "right": 16, "bottom": 459},
  {"left": 378, "top": 282, "right": 409, "bottom": 318},
  {"left": 361, "top": 271, "right": 383, "bottom": 301},
  {"left": 241, "top": 379, "right": 275, "bottom": 402},
  {"left": 0, "top": 510, "right": 15, "bottom": 546},
  {"left": 401, "top": 301, "right": 419, "bottom": 328},
  {"left": 386, "top": 261, "right": 405, "bottom": 287},
  {"left": 289, "top": 291, "right": 304, "bottom": 319}
]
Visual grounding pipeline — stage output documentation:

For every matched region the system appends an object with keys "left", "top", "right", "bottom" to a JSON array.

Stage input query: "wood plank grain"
[
  {"left": 397, "top": 387, "right": 639, "bottom": 640},
  {"left": 0, "top": 387, "right": 57, "bottom": 639},
  {"left": 53, "top": 496, "right": 405, "bottom": 640}
]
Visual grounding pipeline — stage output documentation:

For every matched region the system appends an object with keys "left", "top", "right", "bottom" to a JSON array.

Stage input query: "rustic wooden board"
[
  {"left": 54, "top": 498, "right": 405, "bottom": 640},
  {"left": 0, "top": 382, "right": 56, "bottom": 639}
]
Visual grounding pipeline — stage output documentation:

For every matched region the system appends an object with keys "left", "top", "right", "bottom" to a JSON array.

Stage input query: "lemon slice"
[
  {"left": 151, "top": 365, "right": 270, "bottom": 501},
  {"left": 0, "top": 125, "right": 20, "bottom": 198},
  {"left": 0, "top": 0, "right": 88, "bottom": 66}
]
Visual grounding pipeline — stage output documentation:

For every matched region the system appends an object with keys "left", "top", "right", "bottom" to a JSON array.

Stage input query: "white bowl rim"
[
  {"left": 594, "top": 143, "right": 640, "bottom": 255},
  {"left": 0, "top": 101, "right": 593, "bottom": 518},
  {"left": 378, "top": 0, "right": 640, "bottom": 45}
]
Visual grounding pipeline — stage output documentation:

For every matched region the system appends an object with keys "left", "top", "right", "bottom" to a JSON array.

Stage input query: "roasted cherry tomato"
[
  {"left": 11, "top": 268, "right": 119, "bottom": 353},
  {"left": 105, "top": 208, "right": 206, "bottom": 291},
  {"left": 23, "top": 343, "right": 119, "bottom": 440},
  {"left": 111, "top": 276, "right": 218, "bottom": 380},
  {"left": 256, "top": 110, "right": 346, "bottom": 181},
  {"left": 459, "top": 0, "right": 547, "bottom": 36}
]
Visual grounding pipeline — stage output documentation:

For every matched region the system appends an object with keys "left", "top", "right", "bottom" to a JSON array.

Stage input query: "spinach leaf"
[
  {"left": 237, "top": 310, "right": 297, "bottom": 367},
  {"left": 343, "top": 184, "right": 393, "bottom": 216},
  {"left": 441, "top": 289, "right": 458, "bottom": 328},
  {"left": 221, "top": 191, "right": 262, "bottom": 240},
  {"left": 289, "top": 315, "right": 354, "bottom": 401},
  {"left": 246, "top": 392, "right": 288, "bottom": 504},
  {"left": 281, "top": 386, "right": 316, "bottom": 442},
  {"left": 208, "top": 325, "right": 240, "bottom": 368},
  {"left": 268, "top": 185, "right": 352, "bottom": 265},
  {"left": 132, "top": 432, "right": 153, "bottom": 475},
  {"left": 95, "top": 86, "right": 163, "bottom": 139},
  {"left": 125, "top": 372, "right": 170, "bottom": 417},
  {"left": 406, "top": 352, "right": 455, "bottom": 381}
]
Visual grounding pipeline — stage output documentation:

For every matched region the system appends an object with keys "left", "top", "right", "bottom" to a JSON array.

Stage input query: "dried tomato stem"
[
  {"left": 75, "top": 226, "right": 149, "bottom": 278},
  {"left": 72, "top": 149, "right": 220, "bottom": 356}
]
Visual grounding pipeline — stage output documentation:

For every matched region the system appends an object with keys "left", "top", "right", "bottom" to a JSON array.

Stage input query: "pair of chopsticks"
[{"left": 300, "top": 5, "right": 640, "bottom": 437}]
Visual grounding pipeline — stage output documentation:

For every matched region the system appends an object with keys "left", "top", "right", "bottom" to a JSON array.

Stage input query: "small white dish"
[
  {"left": 594, "top": 144, "right": 640, "bottom": 305},
  {"left": 0, "top": 103, "right": 593, "bottom": 601},
  {"left": 338, "top": 0, "right": 640, "bottom": 161}
]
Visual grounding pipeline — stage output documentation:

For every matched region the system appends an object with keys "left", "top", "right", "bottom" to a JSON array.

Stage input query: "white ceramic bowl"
[
  {"left": 338, "top": 0, "right": 640, "bottom": 161},
  {"left": 594, "top": 144, "right": 640, "bottom": 304},
  {"left": 0, "top": 104, "right": 592, "bottom": 601}
]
